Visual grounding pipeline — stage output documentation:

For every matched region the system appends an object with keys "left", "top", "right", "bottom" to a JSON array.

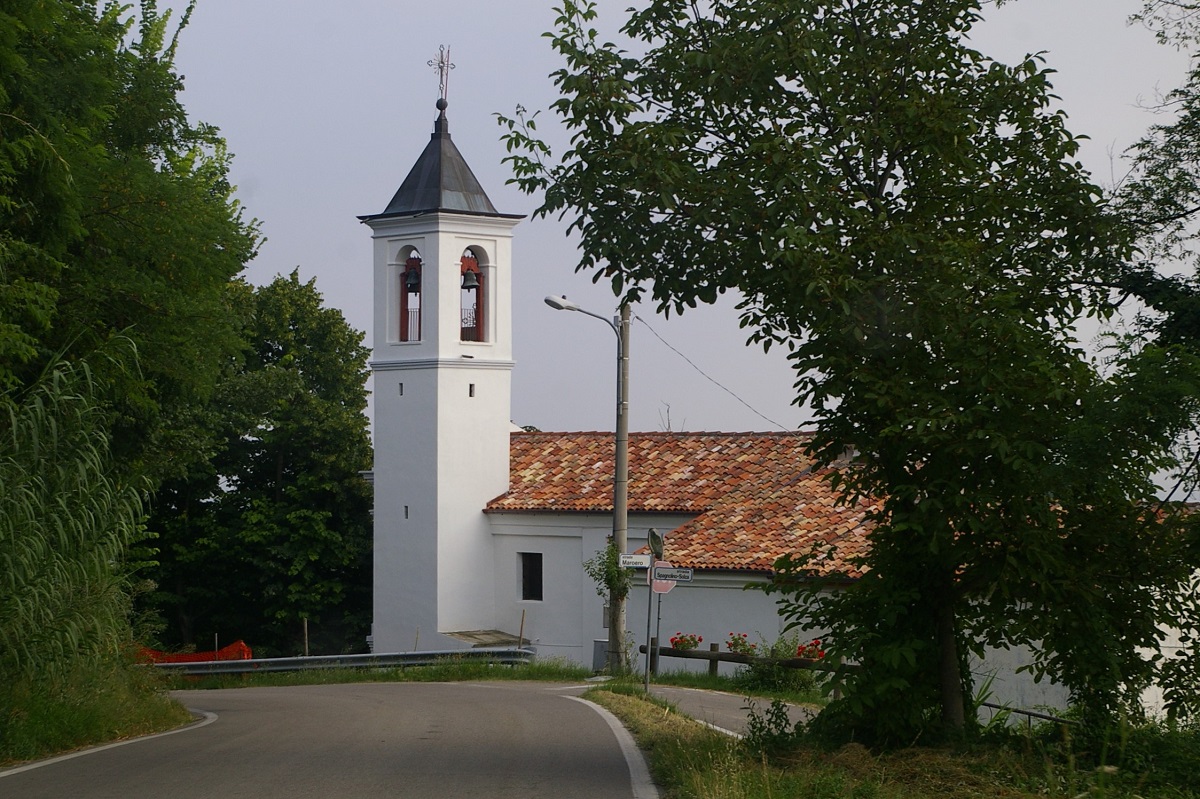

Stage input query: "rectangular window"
[{"left": 519, "top": 552, "right": 543, "bottom": 601}]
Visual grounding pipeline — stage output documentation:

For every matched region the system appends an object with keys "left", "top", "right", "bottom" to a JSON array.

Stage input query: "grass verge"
[
  {"left": 0, "top": 658, "right": 193, "bottom": 767},
  {"left": 586, "top": 687, "right": 1200, "bottom": 799}
]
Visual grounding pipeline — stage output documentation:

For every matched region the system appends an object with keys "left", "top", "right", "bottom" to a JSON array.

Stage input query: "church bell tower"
[{"left": 361, "top": 80, "right": 523, "bottom": 652}]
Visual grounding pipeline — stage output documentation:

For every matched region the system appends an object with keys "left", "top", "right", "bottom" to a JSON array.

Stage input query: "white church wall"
[
  {"left": 489, "top": 513, "right": 606, "bottom": 663},
  {"left": 1142, "top": 624, "right": 1188, "bottom": 718},
  {"left": 629, "top": 572, "right": 811, "bottom": 679},
  {"left": 371, "top": 361, "right": 442, "bottom": 653},
  {"left": 968, "top": 646, "right": 1070, "bottom": 715},
  {"left": 497, "top": 532, "right": 587, "bottom": 656},
  {"left": 434, "top": 358, "right": 509, "bottom": 634},
  {"left": 488, "top": 511, "right": 695, "bottom": 663},
  {"left": 628, "top": 572, "right": 1070, "bottom": 715}
]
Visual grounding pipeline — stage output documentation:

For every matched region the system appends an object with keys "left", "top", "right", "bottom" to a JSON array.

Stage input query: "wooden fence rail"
[{"left": 638, "top": 640, "right": 830, "bottom": 678}]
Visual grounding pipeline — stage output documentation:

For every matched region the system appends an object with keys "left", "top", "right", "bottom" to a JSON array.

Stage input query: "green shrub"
[
  {"left": 743, "top": 697, "right": 801, "bottom": 758},
  {"left": 732, "top": 632, "right": 822, "bottom": 695}
]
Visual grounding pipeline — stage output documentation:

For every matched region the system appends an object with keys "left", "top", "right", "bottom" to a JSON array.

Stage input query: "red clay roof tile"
[{"left": 486, "top": 431, "right": 876, "bottom": 577}]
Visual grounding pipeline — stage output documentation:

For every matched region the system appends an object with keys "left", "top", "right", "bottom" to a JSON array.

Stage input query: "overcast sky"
[{"left": 161, "top": 0, "right": 1190, "bottom": 434}]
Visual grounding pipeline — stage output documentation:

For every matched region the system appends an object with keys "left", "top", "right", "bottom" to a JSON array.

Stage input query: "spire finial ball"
[{"left": 436, "top": 98, "right": 448, "bottom": 111}]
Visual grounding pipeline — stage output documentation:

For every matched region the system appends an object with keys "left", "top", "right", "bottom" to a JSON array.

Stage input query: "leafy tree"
[
  {"left": 1103, "top": 2, "right": 1200, "bottom": 720},
  {"left": 0, "top": 0, "right": 259, "bottom": 485},
  {"left": 502, "top": 0, "right": 1200, "bottom": 741},
  {"left": 149, "top": 272, "right": 373, "bottom": 657}
]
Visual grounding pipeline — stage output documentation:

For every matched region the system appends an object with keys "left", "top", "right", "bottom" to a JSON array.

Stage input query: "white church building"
[{"left": 361, "top": 98, "right": 1067, "bottom": 712}]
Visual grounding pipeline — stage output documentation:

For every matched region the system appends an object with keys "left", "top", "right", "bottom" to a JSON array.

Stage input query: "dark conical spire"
[{"left": 361, "top": 99, "right": 511, "bottom": 220}]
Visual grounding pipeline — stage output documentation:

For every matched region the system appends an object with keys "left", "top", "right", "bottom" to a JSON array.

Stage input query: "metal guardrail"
[{"left": 151, "top": 647, "right": 536, "bottom": 676}]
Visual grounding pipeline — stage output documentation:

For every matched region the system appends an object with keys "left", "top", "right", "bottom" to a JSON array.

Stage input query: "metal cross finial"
[{"left": 428, "top": 45, "right": 454, "bottom": 102}]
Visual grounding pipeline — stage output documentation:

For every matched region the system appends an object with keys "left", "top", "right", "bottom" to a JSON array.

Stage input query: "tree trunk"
[{"left": 936, "top": 599, "right": 966, "bottom": 731}]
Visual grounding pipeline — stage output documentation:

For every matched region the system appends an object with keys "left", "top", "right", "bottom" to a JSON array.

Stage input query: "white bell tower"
[{"left": 362, "top": 95, "right": 522, "bottom": 653}]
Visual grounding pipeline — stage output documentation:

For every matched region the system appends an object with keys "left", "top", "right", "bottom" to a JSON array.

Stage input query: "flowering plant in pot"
[
  {"left": 796, "top": 638, "right": 825, "bottom": 659},
  {"left": 725, "top": 632, "right": 758, "bottom": 655},
  {"left": 669, "top": 632, "right": 702, "bottom": 650}
]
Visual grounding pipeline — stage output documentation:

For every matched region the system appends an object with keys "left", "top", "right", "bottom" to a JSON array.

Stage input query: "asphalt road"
[
  {"left": 0, "top": 682, "right": 656, "bottom": 799},
  {"left": 648, "top": 685, "right": 814, "bottom": 735}
]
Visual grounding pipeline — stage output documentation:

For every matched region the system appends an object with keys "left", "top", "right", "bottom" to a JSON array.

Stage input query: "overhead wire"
[{"left": 631, "top": 313, "right": 791, "bottom": 432}]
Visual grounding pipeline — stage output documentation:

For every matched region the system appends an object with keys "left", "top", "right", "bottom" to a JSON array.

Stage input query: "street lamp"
[{"left": 544, "top": 295, "right": 631, "bottom": 673}]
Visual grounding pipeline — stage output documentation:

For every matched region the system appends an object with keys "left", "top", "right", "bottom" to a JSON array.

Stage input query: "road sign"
[
  {"left": 651, "top": 560, "right": 676, "bottom": 594},
  {"left": 619, "top": 553, "right": 652, "bottom": 569},
  {"left": 653, "top": 566, "right": 693, "bottom": 582}
]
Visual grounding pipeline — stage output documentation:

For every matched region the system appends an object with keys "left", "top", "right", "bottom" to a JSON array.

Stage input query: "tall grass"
[
  {"left": 0, "top": 360, "right": 146, "bottom": 680},
  {"left": 0, "top": 359, "right": 189, "bottom": 766}
]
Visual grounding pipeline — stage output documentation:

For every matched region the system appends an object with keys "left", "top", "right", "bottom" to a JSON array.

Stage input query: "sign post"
[{"left": 644, "top": 528, "right": 664, "bottom": 693}]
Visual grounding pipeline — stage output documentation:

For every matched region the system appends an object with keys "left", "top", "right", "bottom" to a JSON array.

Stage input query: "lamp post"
[{"left": 544, "top": 295, "right": 631, "bottom": 673}]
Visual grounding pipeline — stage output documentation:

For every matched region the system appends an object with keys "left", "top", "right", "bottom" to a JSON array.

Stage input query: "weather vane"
[{"left": 428, "top": 45, "right": 454, "bottom": 103}]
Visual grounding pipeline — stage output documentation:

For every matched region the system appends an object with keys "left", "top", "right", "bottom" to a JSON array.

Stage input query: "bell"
[
  {"left": 404, "top": 268, "right": 421, "bottom": 292},
  {"left": 461, "top": 270, "right": 480, "bottom": 290}
]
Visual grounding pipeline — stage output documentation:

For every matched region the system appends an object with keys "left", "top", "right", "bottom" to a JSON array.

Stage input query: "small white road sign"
[
  {"left": 619, "top": 553, "right": 652, "bottom": 569},
  {"left": 653, "top": 566, "right": 693, "bottom": 582},
  {"left": 651, "top": 560, "right": 675, "bottom": 593}
]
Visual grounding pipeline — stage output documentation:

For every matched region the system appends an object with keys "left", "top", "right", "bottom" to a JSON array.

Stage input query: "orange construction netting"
[{"left": 139, "top": 640, "right": 253, "bottom": 664}]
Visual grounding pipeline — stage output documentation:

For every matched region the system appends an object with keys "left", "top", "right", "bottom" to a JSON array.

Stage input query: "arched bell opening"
[
  {"left": 460, "top": 249, "right": 484, "bottom": 342},
  {"left": 400, "top": 249, "right": 423, "bottom": 342}
]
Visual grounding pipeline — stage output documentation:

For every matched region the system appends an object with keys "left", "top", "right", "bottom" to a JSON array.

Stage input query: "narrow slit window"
[{"left": 519, "top": 552, "right": 543, "bottom": 601}]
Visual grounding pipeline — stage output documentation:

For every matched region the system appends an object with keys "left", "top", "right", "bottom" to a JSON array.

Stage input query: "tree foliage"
[
  {"left": 1134, "top": 1, "right": 1200, "bottom": 45},
  {"left": 148, "top": 272, "right": 373, "bottom": 657},
  {"left": 1103, "top": 3, "right": 1200, "bottom": 720},
  {"left": 502, "top": 0, "right": 1200, "bottom": 741},
  {"left": 0, "top": 0, "right": 260, "bottom": 485}
]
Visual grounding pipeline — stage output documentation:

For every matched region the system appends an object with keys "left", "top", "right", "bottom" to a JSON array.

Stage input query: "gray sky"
[{"left": 162, "top": 0, "right": 1190, "bottom": 434}]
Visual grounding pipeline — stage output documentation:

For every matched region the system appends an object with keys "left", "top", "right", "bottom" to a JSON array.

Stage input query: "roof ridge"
[{"left": 510, "top": 429, "right": 813, "bottom": 437}]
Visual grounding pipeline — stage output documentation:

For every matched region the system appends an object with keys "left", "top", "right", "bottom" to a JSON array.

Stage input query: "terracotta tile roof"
[{"left": 486, "top": 431, "right": 877, "bottom": 577}]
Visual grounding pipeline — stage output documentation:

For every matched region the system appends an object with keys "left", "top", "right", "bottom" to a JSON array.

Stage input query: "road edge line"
[{"left": 565, "top": 695, "right": 659, "bottom": 799}]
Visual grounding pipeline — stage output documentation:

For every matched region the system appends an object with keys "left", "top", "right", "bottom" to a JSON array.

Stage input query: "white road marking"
[{"left": 565, "top": 696, "right": 660, "bottom": 799}]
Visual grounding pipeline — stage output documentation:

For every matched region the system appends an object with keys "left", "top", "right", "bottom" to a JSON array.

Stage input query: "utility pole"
[{"left": 608, "top": 303, "right": 631, "bottom": 672}]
